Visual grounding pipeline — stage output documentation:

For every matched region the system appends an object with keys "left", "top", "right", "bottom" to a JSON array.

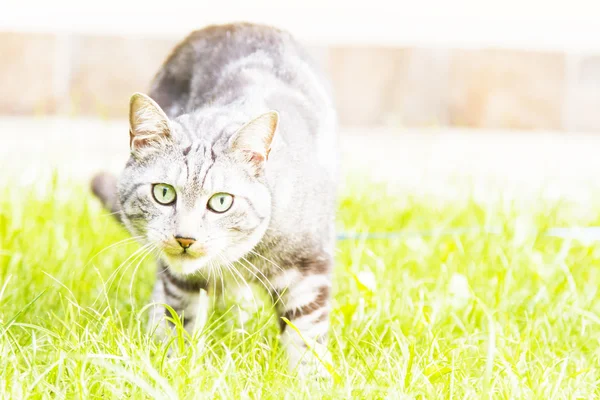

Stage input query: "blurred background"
[{"left": 2, "top": 1, "right": 600, "bottom": 201}]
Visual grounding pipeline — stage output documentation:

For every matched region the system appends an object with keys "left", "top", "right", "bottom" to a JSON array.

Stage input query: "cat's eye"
[
  {"left": 152, "top": 183, "right": 177, "bottom": 205},
  {"left": 207, "top": 193, "right": 234, "bottom": 213}
]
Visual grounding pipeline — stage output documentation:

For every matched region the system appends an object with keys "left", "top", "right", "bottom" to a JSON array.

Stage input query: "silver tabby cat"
[{"left": 92, "top": 23, "right": 337, "bottom": 374}]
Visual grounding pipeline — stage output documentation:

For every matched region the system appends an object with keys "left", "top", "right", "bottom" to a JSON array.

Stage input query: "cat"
[{"left": 91, "top": 23, "right": 338, "bottom": 375}]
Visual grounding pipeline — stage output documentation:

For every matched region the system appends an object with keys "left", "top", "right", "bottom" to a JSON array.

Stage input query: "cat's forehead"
[
  {"left": 170, "top": 141, "right": 250, "bottom": 199},
  {"left": 173, "top": 107, "right": 249, "bottom": 143},
  {"left": 184, "top": 145, "right": 246, "bottom": 186}
]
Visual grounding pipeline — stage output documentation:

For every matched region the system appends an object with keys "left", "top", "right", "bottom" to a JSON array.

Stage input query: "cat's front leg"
[
  {"left": 272, "top": 256, "right": 333, "bottom": 377},
  {"left": 148, "top": 264, "right": 209, "bottom": 339}
]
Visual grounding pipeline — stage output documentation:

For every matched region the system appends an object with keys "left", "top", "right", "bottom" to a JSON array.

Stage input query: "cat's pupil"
[
  {"left": 220, "top": 197, "right": 224, "bottom": 205},
  {"left": 163, "top": 188, "right": 167, "bottom": 197}
]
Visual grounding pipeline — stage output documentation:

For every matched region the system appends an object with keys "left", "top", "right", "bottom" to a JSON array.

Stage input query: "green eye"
[
  {"left": 152, "top": 183, "right": 176, "bottom": 205},
  {"left": 207, "top": 193, "right": 234, "bottom": 213}
]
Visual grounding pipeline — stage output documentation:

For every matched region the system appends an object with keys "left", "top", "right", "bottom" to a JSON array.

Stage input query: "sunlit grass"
[{"left": 1, "top": 179, "right": 600, "bottom": 398}]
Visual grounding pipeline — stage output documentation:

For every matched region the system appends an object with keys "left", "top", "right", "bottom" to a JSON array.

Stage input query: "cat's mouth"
[
  {"left": 162, "top": 239, "right": 206, "bottom": 259},
  {"left": 163, "top": 247, "right": 206, "bottom": 259},
  {"left": 161, "top": 250, "right": 211, "bottom": 275}
]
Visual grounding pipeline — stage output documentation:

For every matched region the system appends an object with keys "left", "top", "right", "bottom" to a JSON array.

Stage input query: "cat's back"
[{"left": 150, "top": 23, "right": 332, "bottom": 117}]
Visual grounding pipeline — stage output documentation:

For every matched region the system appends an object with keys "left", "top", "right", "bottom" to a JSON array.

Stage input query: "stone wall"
[{"left": 1, "top": 31, "right": 599, "bottom": 132}]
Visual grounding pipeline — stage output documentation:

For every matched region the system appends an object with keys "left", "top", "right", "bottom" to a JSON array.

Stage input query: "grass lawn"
[{"left": 1, "top": 179, "right": 600, "bottom": 398}]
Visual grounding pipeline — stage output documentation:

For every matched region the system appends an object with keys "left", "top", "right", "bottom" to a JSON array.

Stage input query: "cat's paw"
[{"left": 287, "top": 340, "right": 334, "bottom": 380}]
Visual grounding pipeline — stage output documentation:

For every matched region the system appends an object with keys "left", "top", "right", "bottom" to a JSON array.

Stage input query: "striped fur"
[{"left": 268, "top": 256, "right": 332, "bottom": 372}]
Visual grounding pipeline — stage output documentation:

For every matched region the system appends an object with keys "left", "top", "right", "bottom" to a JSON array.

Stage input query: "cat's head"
[{"left": 118, "top": 93, "right": 278, "bottom": 276}]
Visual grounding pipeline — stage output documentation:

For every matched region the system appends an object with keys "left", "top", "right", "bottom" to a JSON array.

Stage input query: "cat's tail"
[{"left": 91, "top": 172, "right": 122, "bottom": 222}]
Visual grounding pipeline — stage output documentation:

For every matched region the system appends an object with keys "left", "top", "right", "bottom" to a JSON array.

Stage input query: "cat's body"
[{"left": 92, "top": 23, "right": 337, "bottom": 373}]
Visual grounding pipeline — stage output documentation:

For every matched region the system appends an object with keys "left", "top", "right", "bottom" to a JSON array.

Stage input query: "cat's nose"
[{"left": 175, "top": 236, "right": 196, "bottom": 249}]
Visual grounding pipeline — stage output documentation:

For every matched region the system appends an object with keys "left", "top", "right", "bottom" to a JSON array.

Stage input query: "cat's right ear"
[{"left": 128, "top": 93, "right": 171, "bottom": 155}]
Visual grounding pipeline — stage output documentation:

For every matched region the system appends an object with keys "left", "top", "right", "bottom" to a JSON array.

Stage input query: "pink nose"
[{"left": 175, "top": 236, "right": 196, "bottom": 249}]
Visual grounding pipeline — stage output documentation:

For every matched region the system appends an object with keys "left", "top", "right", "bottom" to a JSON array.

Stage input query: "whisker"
[
  {"left": 127, "top": 244, "right": 158, "bottom": 310},
  {"left": 219, "top": 256, "right": 241, "bottom": 291},
  {"left": 91, "top": 242, "right": 153, "bottom": 308},
  {"left": 232, "top": 259, "right": 263, "bottom": 290},
  {"left": 208, "top": 259, "right": 219, "bottom": 309},
  {"left": 217, "top": 254, "right": 258, "bottom": 311},
  {"left": 100, "top": 210, "right": 123, "bottom": 218},
  {"left": 240, "top": 255, "right": 286, "bottom": 308},
  {"left": 113, "top": 243, "right": 156, "bottom": 306},
  {"left": 248, "top": 249, "right": 285, "bottom": 274},
  {"left": 210, "top": 260, "right": 219, "bottom": 309},
  {"left": 219, "top": 262, "right": 226, "bottom": 308},
  {"left": 85, "top": 235, "right": 144, "bottom": 269},
  {"left": 240, "top": 256, "right": 278, "bottom": 293},
  {"left": 234, "top": 257, "right": 279, "bottom": 307},
  {"left": 106, "top": 242, "right": 153, "bottom": 286}
]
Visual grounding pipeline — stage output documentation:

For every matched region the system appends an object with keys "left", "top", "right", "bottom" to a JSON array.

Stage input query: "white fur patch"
[{"left": 272, "top": 269, "right": 302, "bottom": 290}]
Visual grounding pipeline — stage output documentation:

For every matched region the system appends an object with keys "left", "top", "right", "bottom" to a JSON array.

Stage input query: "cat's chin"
[{"left": 162, "top": 253, "right": 210, "bottom": 276}]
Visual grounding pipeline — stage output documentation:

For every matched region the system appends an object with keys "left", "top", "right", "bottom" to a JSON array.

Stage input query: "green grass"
[{"left": 1, "top": 179, "right": 600, "bottom": 398}]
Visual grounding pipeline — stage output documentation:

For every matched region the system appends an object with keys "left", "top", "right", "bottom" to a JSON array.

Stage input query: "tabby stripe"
[
  {"left": 120, "top": 183, "right": 144, "bottom": 205},
  {"left": 237, "top": 195, "right": 265, "bottom": 220},
  {"left": 160, "top": 266, "right": 207, "bottom": 292},
  {"left": 280, "top": 274, "right": 330, "bottom": 311},
  {"left": 183, "top": 315, "right": 194, "bottom": 327},
  {"left": 197, "top": 146, "right": 216, "bottom": 188},
  {"left": 314, "top": 309, "right": 329, "bottom": 324},
  {"left": 298, "top": 256, "right": 331, "bottom": 275},
  {"left": 161, "top": 278, "right": 183, "bottom": 300},
  {"left": 280, "top": 286, "right": 329, "bottom": 332}
]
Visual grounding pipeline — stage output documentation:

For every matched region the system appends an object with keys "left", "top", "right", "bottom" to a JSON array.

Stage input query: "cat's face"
[{"left": 119, "top": 93, "right": 277, "bottom": 276}]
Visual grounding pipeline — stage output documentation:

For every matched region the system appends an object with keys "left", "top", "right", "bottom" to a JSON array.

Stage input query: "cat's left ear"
[{"left": 230, "top": 111, "right": 279, "bottom": 173}]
